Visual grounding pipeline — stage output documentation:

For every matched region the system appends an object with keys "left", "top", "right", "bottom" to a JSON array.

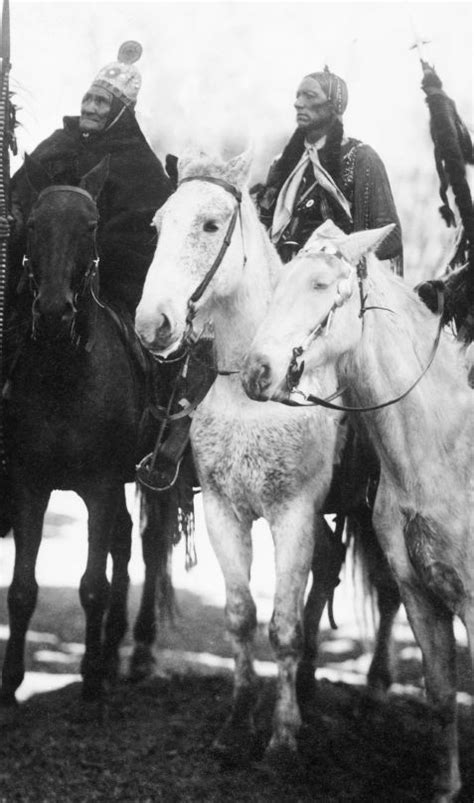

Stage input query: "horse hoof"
[
  {"left": 0, "top": 688, "right": 19, "bottom": 708},
  {"left": 367, "top": 667, "right": 392, "bottom": 696},
  {"left": 264, "top": 739, "right": 302, "bottom": 776},
  {"left": 211, "top": 719, "right": 258, "bottom": 767},
  {"left": 81, "top": 678, "right": 104, "bottom": 702},
  {"left": 129, "top": 644, "right": 157, "bottom": 682}
]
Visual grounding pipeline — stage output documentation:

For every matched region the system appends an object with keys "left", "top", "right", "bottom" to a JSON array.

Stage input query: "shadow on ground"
[
  {"left": 0, "top": 578, "right": 473, "bottom": 802},
  {"left": 0, "top": 673, "right": 473, "bottom": 802}
]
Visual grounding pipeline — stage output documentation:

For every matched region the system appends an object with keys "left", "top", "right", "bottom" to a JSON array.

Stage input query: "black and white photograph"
[{"left": 0, "top": 0, "right": 472, "bottom": 800}]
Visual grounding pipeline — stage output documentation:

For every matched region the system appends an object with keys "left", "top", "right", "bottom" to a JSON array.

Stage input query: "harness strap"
[
  {"left": 285, "top": 289, "right": 445, "bottom": 413},
  {"left": 37, "top": 185, "right": 96, "bottom": 205},
  {"left": 189, "top": 205, "right": 240, "bottom": 305},
  {"left": 177, "top": 176, "right": 242, "bottom": 307}
]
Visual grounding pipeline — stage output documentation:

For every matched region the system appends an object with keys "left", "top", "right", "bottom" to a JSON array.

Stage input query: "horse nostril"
[
  {"left": 32, "top": 296, "right": 75, "bottom": 330},
  {"left": 242, "top": 354, "right": 272, "bottom": 400},
  {"left": 156, "top": 312, "right": 171, "bottom": 336}
]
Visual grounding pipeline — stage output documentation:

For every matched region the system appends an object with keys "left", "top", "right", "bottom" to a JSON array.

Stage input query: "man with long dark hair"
[{"left": 256, "top": 67, "right": 403, "bottom": 273}]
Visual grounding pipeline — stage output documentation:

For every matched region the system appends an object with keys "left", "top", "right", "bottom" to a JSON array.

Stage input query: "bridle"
[
  {"left": 142, "top": 177, "right": 245, "bottom": 429},
  {"left": 177, "top": 175, "right": 244, "bottom": 351},
  {"left": 137, "top": 175, "right": 245, "bottom": 489},
  {"left": 23, "top": 185, "right": 101, "bottom": 344},
  {"left": 154, "top": 174, "right": 245, "bottom": 380},
  {"left": 284, "top": 248, "right": 444, "bottom": 413}
]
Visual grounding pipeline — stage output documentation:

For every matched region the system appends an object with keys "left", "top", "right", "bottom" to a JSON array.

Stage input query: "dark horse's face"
[{"left": 24, "top": 155, "right": 109, "bottom": 340}]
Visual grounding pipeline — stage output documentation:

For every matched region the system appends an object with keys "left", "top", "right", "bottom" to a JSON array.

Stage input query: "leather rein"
[
  {"left": 283, "top": 250, "right": 445, "bottom": 413},
  {"left": 149, "top": 175, "right": 244, "bottom": 424}
]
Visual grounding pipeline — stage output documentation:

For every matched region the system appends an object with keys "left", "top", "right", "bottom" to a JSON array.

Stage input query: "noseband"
[
  {"left": 286, "top": 246, "right": 359, "bottom": 392},
  {"left": 24, "top": 185, "right": 101, "bottom": 343}
]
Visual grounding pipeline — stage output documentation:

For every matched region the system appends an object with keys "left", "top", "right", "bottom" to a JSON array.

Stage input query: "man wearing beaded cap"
[
  {"left": 256, "top": 67, "right": 403, "bottom": 273},
  {"left": 5, "top": 41, "right": 172, "bottom": 317}
]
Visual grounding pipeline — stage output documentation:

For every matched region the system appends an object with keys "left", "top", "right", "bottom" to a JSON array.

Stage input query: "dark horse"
[{"left": 1, "top": 155, "right": 179, "bottom": 704}]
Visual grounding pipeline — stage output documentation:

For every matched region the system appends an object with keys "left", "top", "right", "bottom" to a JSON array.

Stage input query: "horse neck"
[
  {"left": 340, "top": 271, "right": 471, "bottom": 491},
  {"left": 211, "top": 194, "right": 281, "bottom": 366}
]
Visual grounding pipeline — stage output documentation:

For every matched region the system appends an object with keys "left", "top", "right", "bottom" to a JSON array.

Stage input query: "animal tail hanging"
[
  {"left": 414, "top": 57, "right": 474, "bottom": 341},
  {"left": 421, "top": 63, "right": 473, "bottom": 264}
]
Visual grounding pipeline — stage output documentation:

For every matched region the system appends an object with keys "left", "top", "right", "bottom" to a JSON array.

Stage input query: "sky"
[{"left": 5, "top": 0, "right": 474, "bottom": 279}]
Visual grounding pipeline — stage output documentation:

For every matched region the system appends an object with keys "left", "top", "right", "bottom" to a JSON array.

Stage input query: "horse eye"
[
  {"left": 203, "top": 220, "right": 219, "bottom": 233},
  {"left": 312, "top": 280, "right": 328, "bottom": 290},
  {"left": 88, "top": 221, "right": 98, "bottom": 231}
]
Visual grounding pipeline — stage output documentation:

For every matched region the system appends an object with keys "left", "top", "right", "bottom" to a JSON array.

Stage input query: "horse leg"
[
  {"left": 102, "top": 486, "right": 132, "bottom": 686},
  {"left": 367, "top": 546, "right": 401, "bottom": 695},
  {"left": 79, "top": 481, "right": 120, "bottom": 701},
  {"left": 374, "top": 499, "right": 461, "bottom": 802},
  {"left": 350, "top": 507, "right": 401, "bottom": 693},
  {"left": 297, "top": 514, "right": 345, "bottom": 707},
  {"left": 1, "top": 486, "right": 49, "bottom": 706},
  {"left": 267, "top": 495, "right": 316, "bottom": 755},
  {"left": 130, "top": 488, "right": 174, "bottom": 681},
  {"left": 202, "top": 492, "right": 257, "bottom": 759}
]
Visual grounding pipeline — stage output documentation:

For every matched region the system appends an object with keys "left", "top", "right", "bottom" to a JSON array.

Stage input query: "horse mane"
[
  {"left": 354, "top": 255, "right": 469, "bottom": 401},
  {"left": 179, "top": 150, "right": 231, "bottom": 181}
]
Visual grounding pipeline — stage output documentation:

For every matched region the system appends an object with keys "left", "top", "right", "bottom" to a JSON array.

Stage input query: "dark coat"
[
  {"left": 257, "top": 128, "right": 403, "bottom": 270},
  {"left": 9, "top": 111, "right": 172, "bottom": 315}
]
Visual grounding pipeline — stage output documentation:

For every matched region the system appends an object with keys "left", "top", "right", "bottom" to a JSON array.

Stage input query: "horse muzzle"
[
  {"left": 32, "top": 294, "right": 77, "bottom": 340},
  {"left": 135, "top": 307, "right": 181, "bottom": 354},
  {"left": 241, "top": 352, "right": 274, "bottom": 401}
]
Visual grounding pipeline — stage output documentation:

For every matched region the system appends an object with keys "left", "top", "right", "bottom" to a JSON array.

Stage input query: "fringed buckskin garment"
[
  {"left": 9, "top": 110, "right": 172, "bottom": 316},
  {"left": 257, "top": 128, "right": 403, "bottom": 273}
]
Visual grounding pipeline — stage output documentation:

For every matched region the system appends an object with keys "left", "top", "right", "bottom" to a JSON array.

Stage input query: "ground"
[{"left": 0, "top": 492, "right": 472, "bottom": 802}]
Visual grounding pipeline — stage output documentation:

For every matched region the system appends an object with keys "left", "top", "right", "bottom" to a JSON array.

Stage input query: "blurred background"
[{"left": 8, "top": 0, "right": 473, "bottom": 284}]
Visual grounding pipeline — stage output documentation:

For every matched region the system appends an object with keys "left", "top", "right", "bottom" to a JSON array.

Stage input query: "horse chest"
[{"left": 191, "top": 403, "right": 336, "bottom": 508}]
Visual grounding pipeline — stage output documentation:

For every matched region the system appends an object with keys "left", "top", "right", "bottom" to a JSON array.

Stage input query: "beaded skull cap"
[{"left": 91, "top": 41, "right": 143, "bottom": 107}]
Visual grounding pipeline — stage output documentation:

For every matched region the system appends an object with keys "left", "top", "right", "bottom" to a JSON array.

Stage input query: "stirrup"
[{"left": 136, "top": 452, "right": 182, "bottom": 492}]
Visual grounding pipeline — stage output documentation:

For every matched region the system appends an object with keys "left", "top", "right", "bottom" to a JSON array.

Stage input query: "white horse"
[
  {"left": 135, "top": 151, "right": 398, "bottom": 759},
  {"left": 241, "top": 221, "right": 473, "bottom": 801}
]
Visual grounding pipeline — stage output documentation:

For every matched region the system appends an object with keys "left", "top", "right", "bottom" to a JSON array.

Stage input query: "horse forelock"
[{"left": 179, "top": 152, "right": 231, "bottom": 183}]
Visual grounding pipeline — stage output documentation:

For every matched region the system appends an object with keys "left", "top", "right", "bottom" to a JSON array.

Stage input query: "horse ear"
[
  {"left": 225, "top": 147, "right": 254, "bottom": 189},
  {"left": 304, "top": 220, "right": 347, "bottom": 250},
  {"left": 80, "top": 155, "right": 110, "bottom": 200},
  {"left": 338, "top": 224, "right": 396, "bottom": 265},
  {"left": 24, "top": 153, "right": 54, "bottom": 196}
]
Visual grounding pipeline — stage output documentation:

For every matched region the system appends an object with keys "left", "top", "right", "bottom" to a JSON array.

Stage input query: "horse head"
[
  {"left": 135, "top": 148, "right": 253, "bottom": 355},
  {"left": 241, "top": 221, "right": 394, "bottom": 401},
  {"left": 24, "top": 154, "right": 109, "bottom": 341}
]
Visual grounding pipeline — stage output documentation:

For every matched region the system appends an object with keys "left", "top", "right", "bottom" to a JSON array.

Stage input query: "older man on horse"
[
  {"left": 2, "top": 41, "right": 172, "bottom": 318},
  {"left": 255, "top": 67, "right": 403, "bottom": 274},
  {"left": 0, "top": 42, "right": 175, "bottom": 535}
]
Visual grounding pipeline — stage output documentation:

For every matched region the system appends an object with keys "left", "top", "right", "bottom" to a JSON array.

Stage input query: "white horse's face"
[
  {"left": 136, "top": 151, "right": 251, "bottom": 355},
  {"left": 242, "top": 250, "right": 360, "bottom": 401},
  {"left": 241, "top": 222, "right": 395, "bottom": 402}
]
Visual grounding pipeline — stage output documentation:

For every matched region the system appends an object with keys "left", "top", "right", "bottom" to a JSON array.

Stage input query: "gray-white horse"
[
  {"left": 242, "top": 221, "right": 473, "bottom": 800},
  {"left": 135, "top": 152, "right": 397, "bottom": 759}
]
